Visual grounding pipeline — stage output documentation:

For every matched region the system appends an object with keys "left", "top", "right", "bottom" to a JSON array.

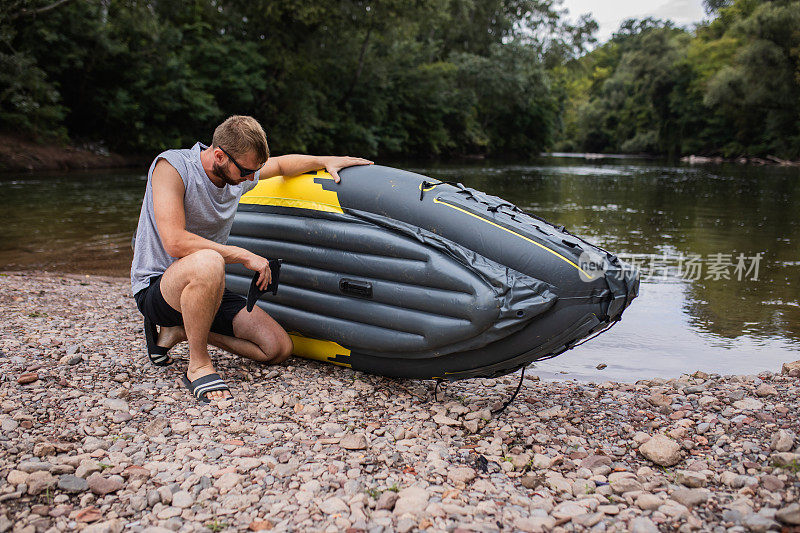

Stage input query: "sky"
[{"left": 560, "top": 0, "right": 708, "bottom": 42}]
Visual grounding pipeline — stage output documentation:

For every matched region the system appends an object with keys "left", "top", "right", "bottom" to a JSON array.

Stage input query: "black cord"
[
  {"left": 491, "top": 366, "right": 527, "bottom": 415},
  {"left": 570, "top": 318, "right": 620, "bottom": 349},
  {"left": 433, "top": 378, "right": 446, "bottom": 402}
]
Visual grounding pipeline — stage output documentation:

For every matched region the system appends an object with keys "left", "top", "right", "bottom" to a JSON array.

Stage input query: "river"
[{"left": 1, "top": 156, "right": 798, "bottom": 381}]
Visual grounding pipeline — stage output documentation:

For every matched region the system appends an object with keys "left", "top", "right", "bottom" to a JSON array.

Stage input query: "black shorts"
[{"left": 134, "top": 275, "right": 246, "bottom": 338}]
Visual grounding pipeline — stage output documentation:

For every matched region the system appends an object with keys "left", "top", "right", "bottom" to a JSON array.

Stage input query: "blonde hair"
[{"left": 212, "top": 115, "right": 269, "bottom": 164}]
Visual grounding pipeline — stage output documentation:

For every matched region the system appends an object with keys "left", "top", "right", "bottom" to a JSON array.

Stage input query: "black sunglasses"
[{"left": 219, "top": 147, "right": 259, "bottom": 177}]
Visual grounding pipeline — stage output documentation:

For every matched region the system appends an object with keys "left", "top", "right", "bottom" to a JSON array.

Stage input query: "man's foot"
[
  {"left": 157, "top": 325, "right": 186, "bottom": 350},
  {"left": 186, "top": 363, "right": 232, "bottom": 402}
]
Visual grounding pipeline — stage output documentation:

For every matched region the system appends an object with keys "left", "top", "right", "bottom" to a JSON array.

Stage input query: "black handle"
[{"left": 339, "top": 278, "right": 372, "bottom": 298}]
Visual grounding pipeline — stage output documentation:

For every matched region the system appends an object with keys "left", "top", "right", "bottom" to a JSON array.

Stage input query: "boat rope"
[
  {"left": 433, "top": 378, "right": 447, "bottom": 402},
  {"left": 570, "top": 318, "right": 621, "bottom": 349},
  {"left": 491, "top": 365, "right": 527, "bottom": 415}
]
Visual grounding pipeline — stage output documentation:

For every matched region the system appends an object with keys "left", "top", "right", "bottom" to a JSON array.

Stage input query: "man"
[{"left": 131, "top": 115, "right": 372, "bottom": 403}]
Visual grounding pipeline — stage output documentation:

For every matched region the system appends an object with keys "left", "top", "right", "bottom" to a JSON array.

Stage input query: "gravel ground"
[{"left": 1, "top": 272, "right": 799, "bottom": 533}]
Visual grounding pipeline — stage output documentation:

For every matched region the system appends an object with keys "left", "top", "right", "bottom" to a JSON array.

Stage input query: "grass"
[{"left": 205, "top": 519, "right": 227, "bottom": 532}]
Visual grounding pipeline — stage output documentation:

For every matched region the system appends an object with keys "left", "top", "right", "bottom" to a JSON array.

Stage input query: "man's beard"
[{"left": 212, "top": 161, "right": 241, "bottom": 186}]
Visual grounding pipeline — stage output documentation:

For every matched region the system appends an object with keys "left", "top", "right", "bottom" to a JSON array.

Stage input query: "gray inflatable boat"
[{"left": 226, "top": 164, "right": 639, "bottom": 380}]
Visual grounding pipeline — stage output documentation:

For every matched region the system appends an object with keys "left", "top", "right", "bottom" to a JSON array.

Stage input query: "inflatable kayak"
[{"left": 225, "top": 165, "right": 639, "bottom": 380}]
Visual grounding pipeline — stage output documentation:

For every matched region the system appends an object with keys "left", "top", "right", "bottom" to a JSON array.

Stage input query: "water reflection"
[{"left": 1, "top": 158, "right": 798, "bottom": 379}]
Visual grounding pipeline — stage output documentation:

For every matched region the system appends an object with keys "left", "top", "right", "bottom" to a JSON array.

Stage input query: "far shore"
[{"left": 4, "top": 132, "right": 800, "bottom": 174}]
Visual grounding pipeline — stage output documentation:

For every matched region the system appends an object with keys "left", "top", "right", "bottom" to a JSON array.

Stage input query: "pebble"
[
  {"left": 770, "top": 429, "right": 795, "bottom": 451},
  {"left": 57, "top": 474, "right": 88, "bottom": 493},
  {"left": 639, "top": 434, "right": 682, "bottom": 466},
  {"left": 17, "top": 372, "right": 39, "bottom": 385},
  {"left": 670, "top": 488, "right": 708, "bottom": 508},
  {"left": 0, "top": 274, "right": 798, "bottom": 533},
  {"left": 87, "top": 474, "right": 124, "bottom": 496},
  {"left": 339, "top": 433, "right": 368, "bottom": 450}
]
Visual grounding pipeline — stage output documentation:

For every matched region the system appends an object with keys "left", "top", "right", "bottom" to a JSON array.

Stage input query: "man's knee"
[
  {"left": 259, "top": 331, "right": 293, "bottom": 363},
  {"left": 186, "top": 249, "right": 225, "bottom": 286}
]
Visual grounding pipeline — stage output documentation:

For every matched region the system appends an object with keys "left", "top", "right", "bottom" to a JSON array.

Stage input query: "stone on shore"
[{"left": 639, "top": 434, "right": 682, "bottom": 466}]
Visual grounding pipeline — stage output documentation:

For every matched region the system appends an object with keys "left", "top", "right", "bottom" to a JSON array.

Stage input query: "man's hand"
[
  {"left": 324, "top": 156, "right": 373, "bottom": 183},
  {"left": 242, "top": 252, "right": 272, "bottom": 290}
]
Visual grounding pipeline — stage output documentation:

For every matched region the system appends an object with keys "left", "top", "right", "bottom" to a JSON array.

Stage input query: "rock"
[
  {"left": 537, "top": 406, "right": 564, "bottom": 419},
  {"left": 86, "top": 474, "right": 123, "bottom": 496},
  {"left": 639, "top": 434, "right": 682, "bottom": 466},
  {"left": 33, "top": 442, "right": 55, "bottom": 457},
  {"left": 771, "top": 452, "right": 800, "bottom": 467},
  {"left": 27, "top": 471, "right": 56, "bottom": 495},
  {"left": 318, "top": 496, "right": 348, "bottom": 514},
  {"left": 17, "top": 460, "right": 52, "bottom": 473},
  {"left": 676, "top": 470, "right": 707, "bottom": 488},
  {"left": 648, "top": 392, "right": 672, "bottom": 407},
  {"left": 76, "top": 460, "right": 101, "bottom": 479},
  {"left": 755, "top": 384, "right": 777, "bottom": 397},
  {"left": 143, "top": 418, "right": 168, "bottom": 438},
  {"left": 781, "top": 360, "right": 800, "bottom": 375},
  {"left": 432, "top": 413, "right": 459, "bottom": 425},
  {"left": 171, "top": 490, "right": 193, "bottom": 508},
  {"left": 733, "top": 398, "right": 764, "bottom": 410},
  {"left": 17, "top": 372, "right": 39, "bottom": 385},
  {"left": 770, "top": 429, "right": 796, "bottom": 452},
  {"left": 103, "top": 398, "right": 129, "bottom": 411},
  {"left": 574, "top": 513, "right": 603, "bottom": 527},
  {"left": 744, "top": 514, "right": 779, "bottom": 532},
  {"left": 214, "top": 472, "right": 242, "bottom": 493},
  {"left": 376, "top": 491, "right": 399, "bottom": 510},
  {"left": 760, "top": 474, "right": 784, "bottom": 491},
  {"left": 610, "top": 477, "right": 642, "bottom": 493},
  {"left": 580, "top": 454, "right": 612, "bottom": 470},
  {"left": 248, "top": 521, "right": 273, "bottom": 531},
  {"left": 596, "top": 363, "right": 607, "bottom": 370},
  {"left": 630, "top": 517, "right": 659, "bottom": 533},
  {"left": 82, "top": 436, "right": 108, "bottom": 453},
  {"left": 339, "top": 434, "right": 368, "bottom": 450},
  {"left": 82, "top": 520, "right": 123, "bottom": 533},
  {"left": 516, "top": 516, "right": 556, "bottom": 531},
  {"left": 57, "top": 474, "right": 88, "bottom": 493},
  {"left": 170, "top": 421, "right": 191, "bottom": 435},
  {"left": 670, "top": 488, "right": 708, "bottom": 508},
  {"left": 447, "top": 467, "right": 476, "bottom": 486},
  {"left": 552, "top": 501, "right": 586, "bottom": 520},
  {"left": 519, "top": 475, "right": 540, "bottom": 489},
  {"left": 776, "top": 503, "right": 800, "bottom": 525},
  {"left": 7, "top": 470, "right": 29, "bottom": 485},
  {"left": 636, "top": 493, "right": 662, "bottom": 511},
  {"left": 393, "top": 486, "right": 429, "bottom": 516}
]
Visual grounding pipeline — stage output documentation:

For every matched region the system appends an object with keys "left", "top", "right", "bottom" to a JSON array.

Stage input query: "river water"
[{"left": 1, "top": 156, "right": 798, "bottom": 381}]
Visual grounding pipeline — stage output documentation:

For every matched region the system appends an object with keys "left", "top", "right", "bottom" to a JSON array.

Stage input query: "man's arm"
[
  {"left": 260, "top": 154, "right": 373, "bottom": 183},
  {"left": 152, "top": 158, "right": 273, "bottom": 288}
]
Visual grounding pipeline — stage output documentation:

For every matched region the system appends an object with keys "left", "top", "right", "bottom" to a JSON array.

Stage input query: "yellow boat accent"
[
  {"left": 289, "top": 334, "right": 352, "bottom": 368},
  {"left": 240, "top": 172, "right": 344, "bottom": 214},
  {"left": 433, "top": 198, "right": 594, "bottom": 279}
]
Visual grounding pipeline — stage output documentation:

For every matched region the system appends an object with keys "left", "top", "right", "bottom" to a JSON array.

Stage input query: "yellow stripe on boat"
[
  {"left": 241, "top": 172, "right": 344, "bottom": 213},
  {"left": 289, "top": 334, "right": 352, "bottom": 367},
  {"left": 433, "top": 198, "right": 594, "bottom": 279}
]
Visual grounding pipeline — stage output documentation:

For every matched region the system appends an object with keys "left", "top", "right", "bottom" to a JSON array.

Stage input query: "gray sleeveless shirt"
[{"left": 130, "top": 142, "right": 260, "bottom": 295}]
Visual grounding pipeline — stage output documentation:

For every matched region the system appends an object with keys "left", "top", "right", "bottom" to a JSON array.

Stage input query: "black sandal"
[
  {"left": 144, "top": 318, "right": 174, "bottom": 366},
  {"left": 181, "top": 372, "right": 231, "bottom": 404}
]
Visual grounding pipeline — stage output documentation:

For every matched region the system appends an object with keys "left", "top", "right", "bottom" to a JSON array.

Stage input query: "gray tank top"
[{"left": 130, "top": 142, "right": 260, "bottom": 295}]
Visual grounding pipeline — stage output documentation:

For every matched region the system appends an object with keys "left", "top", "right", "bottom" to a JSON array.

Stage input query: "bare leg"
[{"left": 158, "top": 249, "right": 232, "bottom": 401}]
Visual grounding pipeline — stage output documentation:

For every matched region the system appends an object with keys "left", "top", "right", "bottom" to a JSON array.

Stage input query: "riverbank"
[
  {"left": 0, "top": 135, "right": 145, "bottom": 172},
  {"left": 1, "top": 272, "right": 798, "bottom": 532}
]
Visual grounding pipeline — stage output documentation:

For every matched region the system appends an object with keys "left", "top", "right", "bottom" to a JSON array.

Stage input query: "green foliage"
[
  {"left": 5, "top": 0, "right": 798, "bottom": 160},
  {"left": 556, "top": 0, "right": 800, "bottom": 159},
  {"left": 1, "top": 0, "right": 582, "bottom": 157}
]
